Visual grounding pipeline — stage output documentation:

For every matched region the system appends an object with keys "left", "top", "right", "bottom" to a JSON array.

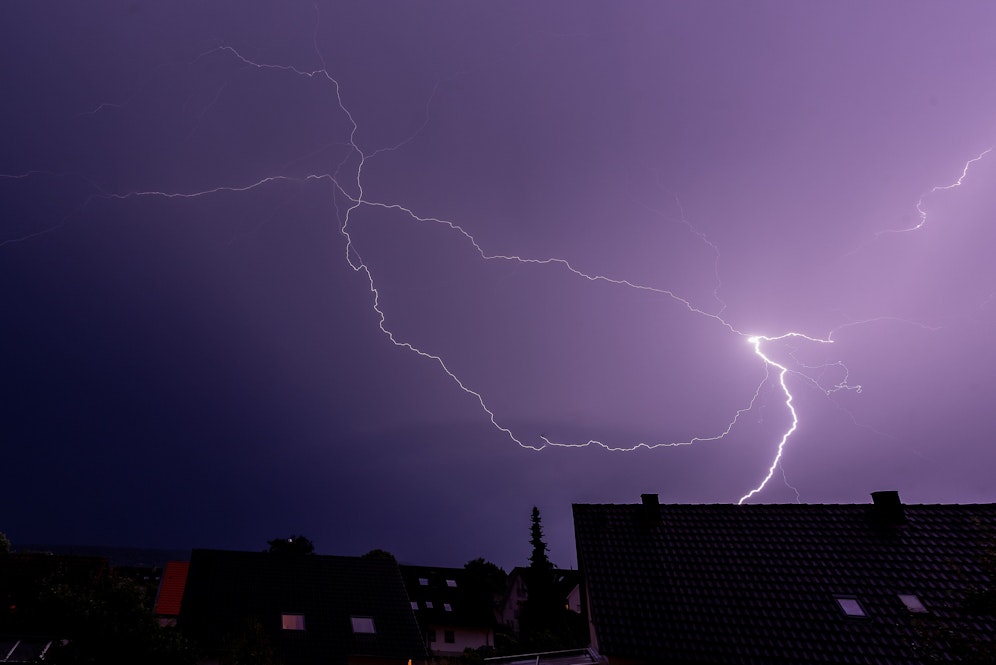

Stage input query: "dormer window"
[
  {"left": 834, "top": 596, "right": 867, "bottom": 617},
  {"left": 281, "top": 613, "right": 306, "bottom": 630}
]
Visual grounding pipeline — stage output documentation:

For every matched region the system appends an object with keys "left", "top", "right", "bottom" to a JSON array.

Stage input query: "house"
[
  {"left": 153, "top": 560, "right": 190, "bottom": 626},
  {"left": 573, "top": 492, "right": 996, "bottom": 664},
  {"left": 400, "top": 565, "right": 496, "bottom": 656},
  {"left": 499, "top": 567, "right": 582, "bottom": 634},
  {"left": 179, "top": 549, "right": 427, "bottom": 665}
]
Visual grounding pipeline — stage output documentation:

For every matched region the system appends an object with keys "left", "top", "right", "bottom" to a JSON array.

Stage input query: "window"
[
  {"left": 443, "top": 603, "right": 452, "bottom": 612},
  {"left": 444, "top": 630, "right": 455, "bottom": 644},
  {"left": 899, "top": 594, "right": 927, "bottom": 613},
  {"left": 425, "top": 601, "right": 433, "bottom": 609},
  {"left": 446, "top": 579, "right": 457, "bottom": 587},
  {"left": 281, "top": 613, "right": 306, "bottom": 630},
  {"left": 419, "top": 578, "right": 429, "bottom": 586},
  {"left": 835, "top": 596, "right": 867, "bottom": 617},
  {"left": 427, "top": 629, "right": 437, "bottom": 643},
  {"left": 351, "top": 616, "right": 376, "bottom": 634},
  {"left": 410, "top": 601, "right": 419, "bottom": 610}
]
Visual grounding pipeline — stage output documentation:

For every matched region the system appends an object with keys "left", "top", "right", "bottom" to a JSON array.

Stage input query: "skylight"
[
  {"left": 419, "top": 577, "right": 429, "bottom": 586},
  {"left": 410, "top": 601, "right": 419, "bottom": 610},
  {"left": 444, "top": 603, "right": 452, "bottom": 612},
  {"left": 351, "top": 616, "right": 376, "bottom": 634},
  {"left": 446, "top": 579, "right": 457, "bottom": 587},
  {"left": 835, "top": 596, "right": 867, "bottom": 617},
  {"left": 281, "top": 613, "right": 306, "bottom": 630},
  {"left": 899, "top": 594, "right": 927, "bottom": 613}
]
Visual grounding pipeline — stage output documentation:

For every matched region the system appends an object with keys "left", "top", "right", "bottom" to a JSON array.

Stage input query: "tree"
[
  {"left": 37, "top": 570, "right": 196, "bottom": 664},
  {"left": 0, "top": 532, "right": 9, "bottom": 555},
  {"left": 528, "top": 507, "right": 553, "bottom": 572},
  {"left": 464, "top": 558, "right": 507, "bottom": 617},
  {"left": 221, "top": 618, "right": 282, "bottom": 665},
  {"left": 266, "top": 535, "right": 314, "bottom": 556},
  {"left": 361, "top": 549, "right": 397, "bottom": 563},
  {"left": 464, "top": 558, "right": 507, "bottom": 596},
  {"left": 520, "top": 508, "right": 558, "bottom": 645},
  {"left": 518, "top": 508, "right": 587, "bottom": 652}
]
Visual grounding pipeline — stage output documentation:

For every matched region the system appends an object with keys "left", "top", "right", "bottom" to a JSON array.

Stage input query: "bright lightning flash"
[{"left": 2, "top": 10, "right": 983, "bottom": 505}]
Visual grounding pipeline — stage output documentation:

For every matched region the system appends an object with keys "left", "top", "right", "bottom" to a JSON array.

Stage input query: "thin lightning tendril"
[
  {"left": 1, "top": 13, "right": 985, "bottom": 504},
  {"left": 913, "top": 148, "right": 992, "bottom": 231}
]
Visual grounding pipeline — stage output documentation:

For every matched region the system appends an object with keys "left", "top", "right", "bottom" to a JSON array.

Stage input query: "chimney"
[
  {"left": 641, "top": 493, "right": 661, "bottom": 525},
  {"left": 870, "top": 490, "right": 906, "bottom": 526}
]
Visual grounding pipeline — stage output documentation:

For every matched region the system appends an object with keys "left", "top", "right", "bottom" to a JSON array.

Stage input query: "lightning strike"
[
  {"left": 738, "top": 336, "right": 800, "bottom": 505},
  {"left": 0, "top": 31, "right": 865, "bottom": 504},
  {"left": 4, "top": 6, "right": 988, "bottom": 507}
]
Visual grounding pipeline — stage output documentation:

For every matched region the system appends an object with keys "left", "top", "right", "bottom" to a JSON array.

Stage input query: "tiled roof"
[
  {"left": 573, "top": 495, "right": 996, "bottom": 665},
  {"left": 153, "top": 560, "right": 189, "bottom": 617},
  {"left": 180, "top": 550, "right": 427, "bottom": 665},
  {"left": 400, "top": 565, "right": 495, "bottom": 628}
]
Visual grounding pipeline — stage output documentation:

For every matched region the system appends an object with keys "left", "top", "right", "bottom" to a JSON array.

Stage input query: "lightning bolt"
[
  {"left": 912, "top": 148, "right": 992, "bottom": 231},
  {"left": 0, "top": 25, "right": 867, "bottom": 504},
  {"left": 2, "top": 7, "right": 986, "bottom": 506},
  {"left": 737, "top": 334, "right": 807, "bottom": 504},
  {"left": 861, "top": 147, "right": 993, "bottom": 241}
]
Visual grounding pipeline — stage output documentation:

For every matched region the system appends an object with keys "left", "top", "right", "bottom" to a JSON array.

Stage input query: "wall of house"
[
  {"left": 499, "top": 575, "right": 527, "bottom": 633},
  {"left": 566, "top": 584, "right": 581, "bottom": 614},
  {"left": 428, "top": 624, "right": 493, "bottom": 655}
]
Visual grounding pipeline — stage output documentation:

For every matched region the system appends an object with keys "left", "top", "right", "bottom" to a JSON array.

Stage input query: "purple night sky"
[{"left": 3, "top": 1, "right": 995, "bottom": 570}]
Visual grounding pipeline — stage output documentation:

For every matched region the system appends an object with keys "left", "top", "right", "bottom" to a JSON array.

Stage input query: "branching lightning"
[
  {"left": 2, "top": 7, "right": 988, "bottom": 506},
  {"left": 862, "top": 148, "right": 993, "bottom": 241}
]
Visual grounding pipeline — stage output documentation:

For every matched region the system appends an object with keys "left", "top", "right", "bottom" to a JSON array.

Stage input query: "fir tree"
[{"left": 529, "top": 506, "right": 553, "bottom": 572}]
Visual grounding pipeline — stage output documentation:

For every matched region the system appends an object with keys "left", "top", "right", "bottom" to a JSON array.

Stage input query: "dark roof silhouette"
[
  {"left": 400, "top": 565, "right": 495, "bottom": 628},
  {"left": 179, "top": 549, "right": 427, "bottom": 665},
  {"left": 507, "top": 566, "right": 580, "bottom": 597},
  {"left": 573, "top": 492, "right": 996, "bottom": 664}
]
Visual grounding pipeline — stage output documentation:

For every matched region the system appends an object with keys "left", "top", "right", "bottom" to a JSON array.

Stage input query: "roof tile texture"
[{"left": 573, "top": 501, "right": 996, "bottom": 665}]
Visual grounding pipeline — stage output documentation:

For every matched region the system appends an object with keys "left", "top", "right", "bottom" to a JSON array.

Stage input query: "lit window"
[
  {"left": 419, "top": 578, "right": 429, "bottom": 586},
  {"left": 425, "top": 601, "right": 433, "bottom": 609},
  {"left": 899, "top": 594, "right": 927, "bottom": 613},
  {"left": 446, "top": 579, "right": 457, "bottom": 587},
  {"left": 444, "top": 630, "right": 455, "bottom": 643},
  {"left": 835, "top": 596, "right": 866, "bottom": 617},
  {"left": 444, "top": 603, "right": 452, "bottom": 612},
  {"left": 410, "top": 601, "right": 419, "bottom": 610},
  {"left": 351, "top": 616, "right": 376, "bottom": 633},
  {"left": 281, "top": 613, "right": 306, "bottom": 630}
]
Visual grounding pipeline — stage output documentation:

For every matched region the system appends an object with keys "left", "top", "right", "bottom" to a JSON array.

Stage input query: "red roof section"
[{"left": 154, "top": 560, "right": 190, "bottom": 616}]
